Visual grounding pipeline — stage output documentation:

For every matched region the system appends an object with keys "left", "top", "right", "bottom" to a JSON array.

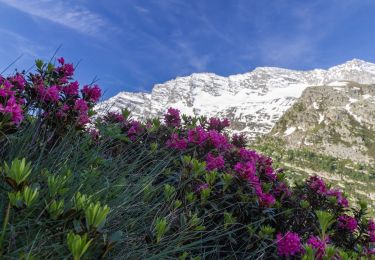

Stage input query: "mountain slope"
[
  {"left": 270, "top": 82, "right": 375, "bottom": 163},
  {"left": 96, "top": 59, "right": 375, "bottom": 138}
]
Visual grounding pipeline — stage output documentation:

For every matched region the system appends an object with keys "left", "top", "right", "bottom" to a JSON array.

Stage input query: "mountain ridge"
[{"left": 96, "top": 59, "right": 375, "bottom": 138}]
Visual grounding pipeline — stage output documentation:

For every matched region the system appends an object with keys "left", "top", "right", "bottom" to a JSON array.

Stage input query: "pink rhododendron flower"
[
  {"left": 276, "top": 232, "right": 304, "bottom": 257},
  {"left": 164, "top": 107, "right": 181, "bottom": 128},
  {"left": 258, "top": 154, "right": 273, "bottom": 167},
  {"left": 308, "top": 176, "right": 327, "bottom": 194},
  {"left": 207, "top": 117, "right": 230, "bottom": 132},
  {"left": 35, "top": 85, "right": 46, "bottom": 98},
  {"left": 166, "top": 133, "right": 188, "bottom": 150},
  {"left": 273, "top": 182, "right": 292, "bottom": 199},
  {"left": 307, "top": 236, "right": 328, "bottom": 260},
  {"left": 338, "top": 215, "right": 357, "bottom": 232},
  {"left": 57, "top": 63, "right": 74, "bottom": 77},
  {"left": 59, "top": 76, "right": 69, "bottom": 84},
  {"left": 307, "top": 176, "right": 349, "bottom": 208},
  {"left": 188, "top": 126, "right": 208, "bottom": 145},
  {"left": 263, "top": 165, "right": 277, "bottom": 181},
  {"left": 36, "top": 85, "right": 59, "bottom": 102},
  {"left": 57, "top": 57, "right": 65, "bottom": 65},
  {"left": 64, "top": 81, "right": 79, "bottom": 95},
  {"left": 0, "top": 58, "right": 101, "bottom": 131},
  {"left": 61, "top": 104, "right": 70, "bottom": 112},
  {"left": 238, "top": 148, "right": 259, "bottom": 163},
  {"left": 0, "top": 96, "right": 24, "bottom": 124},
  {"left": 82, "top": 85, "right": 101, "bottom": 102},
  {"left": 234, "top": 161, "right": 269, "bottom": 205},
  {"left": 258, "top": 192, "right": 275, "bottom": 207},
  {"left": 44, "top": 86, "right": 59, "bottom": 102},
  {"left": 234, "top": 161, "right": 256, "bottom": 180},
  {"left": 326, "top": 189, "right": 349, "bottom": 208},
  {"left": 127, "top": 120, "right": 143, "bottom": 141},
  {"left": 206, "top": 130, "right": 232, "bottom": 152},
  {"left": 9, "top": 74, "right": 26, "bottom": 90},
  {"left": 205, "top": 153, "right": 225, "bottom": 171},
  {"left": 368, "top": 220, "right": 375, "bottom": 242},
  {"left": 231, "top": 132, "right": 248, "bottom": 148},
  {"left": 0, "top": 80, "right": 15, "bottom": 97},
  {"left": 2, "top": 79, "right": 12, "bottom": 89},
  {"left": 78, "top": 114, "right": 90, "bottom": 125},
  {"left": 74, "top": 99, "right": 89, "bottom": 113},
  {"left": 127, "top": 120, "right": 142, "bottom": 135},
  {"left": 113, "top": 113, "right": 125, "bottom": 122},
  {"left": 103, "top": 112, "right": 125, "bottom": 123}
]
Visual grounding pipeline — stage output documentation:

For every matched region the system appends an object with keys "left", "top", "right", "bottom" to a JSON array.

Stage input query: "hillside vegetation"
[
  {"left": 253, "top": 136, "right": 375, "bottom": 213},
  {"left": 0, "top": 58, "right": 374, "bottom": 259}
]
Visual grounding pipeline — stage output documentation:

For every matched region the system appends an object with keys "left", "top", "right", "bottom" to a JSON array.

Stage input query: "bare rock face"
[
  {"left": 96, "top": 59, "right": 375, "bottom": 140},
  {"left": 271, "top": 82, "right": 375, "bottom": 163}
]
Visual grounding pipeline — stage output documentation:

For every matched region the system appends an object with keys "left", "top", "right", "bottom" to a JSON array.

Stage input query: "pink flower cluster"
[
  {"left": 166, "top": 133, "right": 188, "bottom": 150},
  {"left": 99, "top": 111, "right": 146, "bottom": 142},
  {"left": 172, "top": 126, "right": 232, "bottom": 153},
  {"left": 0, "top": 56, "right": 102, "bottom": 130},
  {"left": 161, "top": 108, "right": 288, "bottom": 207},
  {"left": 325, "top": 189, "right": 349, "bottom": 208},
  {"left": 31, "top": 57, "right": 102, "bottom": 128},
  {"left": 63, "top": 81, "right": 79, "bottom": 95},
  {"left": 231, "top": 132, "right": 248, "bottom": 148},
  {"left": 369, "top": 220, "right": 375, "bottom": 243},
  {"left": 307, "top": 236, "right": 329, "bottom": 260},
  {"left": 126, "top": 120, "right": 144, "bottom": 141},
  {"left": 338, "top": 214, "right": 357, "bottom": 232},
  {"left": 9, "top": 74, "right": 26, "bottom": 90},
  {"left": 187, "top": 126, "right": 209, "bottom": 145},
  {"left": 36, "top": 85, "right": 60, "bottom": 102},
  {"left": 234, "top": 161, "right": 275, "bottom": 207},
  {"left": 82, "top": 85, "right": 101, "bottom": 102},
  {"left": 207, "top": 117, "right": 230, "bottom": 132},
  {"left": 164, "top": 111, "right": 232, "bottom": 152},
  {"left": 206, "top": 130, "right": 232, "bottom": 152},
  {"left": 276, "top": 232, "right": 304, "bottom": 257},
  {"left": 309, "top": 176, "right": 327, "bottom": 194},
  {"left": 273, "top": 181, "right": 292, "bottom": 199},
  {"left": 103, "top": 112, "right": 125, "bottom": 124},
  {"left": 308, "top": 176, "right": 348, "bottom": 207},
  {"left": 0, "top": 76, "right": 25, "bottom": 125},
  {"left": 56, "top": 57, "right": 74, "bottom": 79},
  {"left": 205, "top": 153, "right": 225, "bottom": 171},
  {"left": 164, "top": 107, "right": 181, "bottom": 128}
]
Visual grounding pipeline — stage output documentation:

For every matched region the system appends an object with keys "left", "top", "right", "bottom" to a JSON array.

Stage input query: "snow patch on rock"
[{"left": 284, "top": 127, "right": 296, "bottom": 136}]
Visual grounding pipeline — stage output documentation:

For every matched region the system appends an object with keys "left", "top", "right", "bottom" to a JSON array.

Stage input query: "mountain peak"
[
  {"left": 333, "top": 58, "right": 375, "bottom": 71},
  {"left": 344, "top": 58, "right": 370, "bottom": 65}
]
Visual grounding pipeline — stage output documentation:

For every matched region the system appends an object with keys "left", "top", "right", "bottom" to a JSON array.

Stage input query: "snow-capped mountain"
[{"left": 96, "top": 59, "right": 375, "bottom": 138}]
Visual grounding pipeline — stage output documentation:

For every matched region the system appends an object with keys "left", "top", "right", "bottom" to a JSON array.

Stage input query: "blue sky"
[{"left": 1, "top": 0, "right": 375, "bottom": 98}]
